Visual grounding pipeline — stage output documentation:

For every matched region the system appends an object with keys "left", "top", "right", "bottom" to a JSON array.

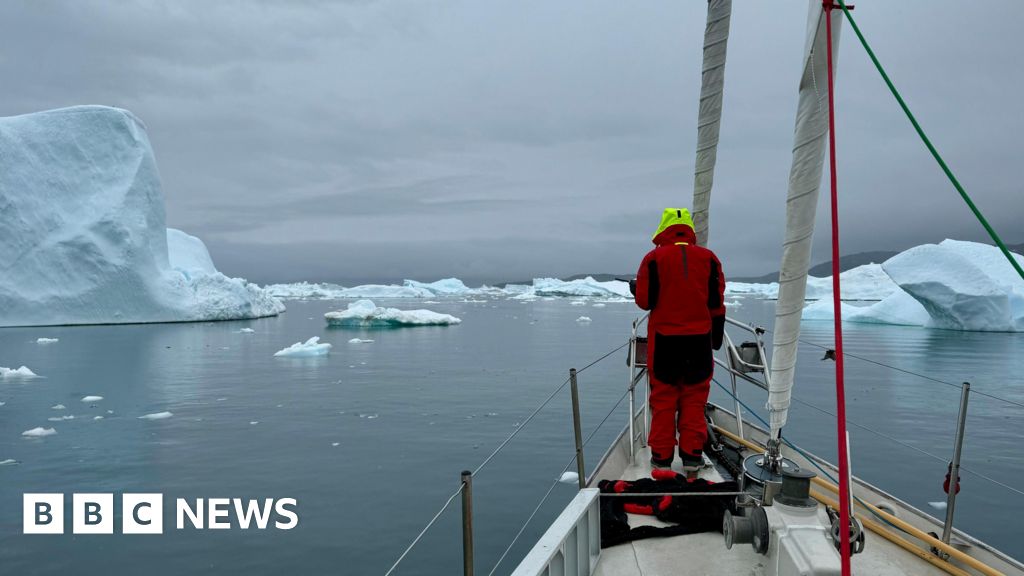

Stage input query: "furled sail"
[
  {"left": 691, "top": 0, "right": 732, "bottom": 247},
  {"left": 768, "top": 2, "right": 843, "bottom": 438}
]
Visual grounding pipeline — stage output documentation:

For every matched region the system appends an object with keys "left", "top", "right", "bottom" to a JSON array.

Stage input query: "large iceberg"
[
  {"left": 325, "top": 299, "right": 461, "bottom": 327},
  {"left": 0, "top": 106, "right": 283, "bottom": 326},
  {"left": 801, "top": 240, "right": 1023, "bottom": 331},
  {"left": 882, "top": 239, "right": 1024, "bottom": 332},
  {"left": 265, "top": 277, "right": 502, "bottom": 300}
]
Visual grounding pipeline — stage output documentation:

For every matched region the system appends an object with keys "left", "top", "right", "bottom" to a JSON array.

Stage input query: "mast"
[
  {"left": 691, "top": 0, "right": 732, "bottom": 247},
  {"left": 767, "top": 2, "right": 842, "bottom": 441}
]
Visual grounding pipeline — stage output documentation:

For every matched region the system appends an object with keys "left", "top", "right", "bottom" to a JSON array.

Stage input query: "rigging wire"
[{"left": 833, "top": 0, "right": 1024, "bottom": 282}]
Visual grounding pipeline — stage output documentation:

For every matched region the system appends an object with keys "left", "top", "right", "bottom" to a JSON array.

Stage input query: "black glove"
[{"left": 711, "top": 316, "right": 725, "bottom": 351}]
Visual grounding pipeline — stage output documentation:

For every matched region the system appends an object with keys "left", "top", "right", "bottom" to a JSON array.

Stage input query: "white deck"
[{"left": 593, "top": 445, "right": 948, "bottom": 576}]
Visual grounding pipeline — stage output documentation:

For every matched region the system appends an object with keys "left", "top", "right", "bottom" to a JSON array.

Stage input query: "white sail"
[
  {"left": 691, "top": 0, "right": 732, "bottom": 246},
  {"left": 767, "top": 2, "right": 843, "bottom": 437}
]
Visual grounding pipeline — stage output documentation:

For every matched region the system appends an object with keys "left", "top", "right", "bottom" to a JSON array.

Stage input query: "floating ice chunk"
[
  {"left": 138, "top": 411, "right": 173, "bottom": 420},
  {"left": 558, "top": 472, "right": 579, "bottom": 484},
  {"left": 576, "top": 316, "right": 592, "bottom": 323},
  {"left": 528, "top": 277, "right": 631, "bottom": 299},
  {"left": 592, "top": 303, "right": 606, "bottom": 308},
  {"left": 883, "top": 240, "right": 1024, "bottom": 332},
  {"left": 81, "top": 395, "right": 104, "bottom": 403},
  {"left": 725, "top": 281, "right": 779, "bottom": 299},
  {"left": 0, "top": 402, "right": 5, "bottom": 406},
  {"left": 22, "top": 427, "right": 57, "bottom": 437},
  {"left": 51, "top": 404, "right": 66, "bottom": 410},
  {"left": 848, "top": 290, "right": 930, "bottom": 326},
  {"left": 325, "top": 300, "right": 461, "bottom": 327},
  {"left": 341, "top": 285, "right": 434, "bottom": 299},
  {"left": 403, "top": 278, "right": 471, "bottom": 295},
  {"left": 0, "top": 459, "right": 18, "bottom": 465},
  {"left": 250, "top": 421, "right": 259, "bottom": 425},
  {"left": 348, "top": 338, "right": 375, "bottom": 344},
  {"left": 93, "top": 416, "right": 104, "bottom": 420},
  {"left": 331, "top": 442, "right": 340, "bottom": 447},
  {"left": 47, "top": 415, "right": 75, "bottom": 421},
  {"left": 801, "top": 300, "right": 858, "bottom": 321},
  {"left": 274, "top": 336, "right": 332, "bottom": 357},
  {"left": 928, "top": 501, "right": 948, "bottom": 511},
  {"left": 0, "top": 366, "right": 38, "bottom": 378},
  {"left": 36, "top": 337, "right": 59, "bottom": 344},
  {"left": 570, "top": 300, "right": 587, "bottom": 306},
  {"left": 263, "top": 282, "right": 348, "bottom": 300},
  {"left": 237, "top": 328, "right": 255, "bottom": 333},
  {"left": 725, "top": 300, "right": 742, "bottom": 308}
]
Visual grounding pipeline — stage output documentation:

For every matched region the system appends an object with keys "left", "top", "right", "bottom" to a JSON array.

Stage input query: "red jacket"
[{"left": 635, "top": 223, "right": 726, "bottom": 338}]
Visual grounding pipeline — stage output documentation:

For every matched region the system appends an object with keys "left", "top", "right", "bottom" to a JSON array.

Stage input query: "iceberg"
[
  {"left": 576, "top": 316, "right": 593, "bottom": 323},
  {"left": 529, "top": 277, "right": 631, "bottom": 299},
  {"left": 264, "top": 282, "right": 348, "bottom": 300},
  {"left": 325, "top": 299, "right": 462, "bottom": 327},
  {"left": 0, "top": 366, "right": 38, "bottom": 378},
  {"left": 138, "top": 411, "right": 174, "bottom": 420},
  {"left": 727, "top": 264, "right": 897, "bottom": 301},
  {"left": 0, "top": 106, "right": 284, "bottom": 327},
  {"left": 36, "top": 338, "right": 59, "bottom": 344},
  {"left": 882, "top": 239, "right": 1024, "bottom": 332},
  {"left": 402, "top": 278, "right": 472, "bottom": 295},
  {"left": 22, "top": 427, "right": 57, "bottom": 437},
  {"left": 274, "top": 336, "right": 332, "bottom": 357},
  {"left": 81, "top": 395, "right": 104, "bottom": 403}
]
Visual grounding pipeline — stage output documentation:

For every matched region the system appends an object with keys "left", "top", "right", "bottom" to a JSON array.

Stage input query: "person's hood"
[{"left": 651, "top": 208, "right": 696, "bottom": 246}]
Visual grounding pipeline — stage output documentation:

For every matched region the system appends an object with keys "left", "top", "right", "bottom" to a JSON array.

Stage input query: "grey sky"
[{"left": 1, "top": 1, "right": 1021, "bottom": 285}]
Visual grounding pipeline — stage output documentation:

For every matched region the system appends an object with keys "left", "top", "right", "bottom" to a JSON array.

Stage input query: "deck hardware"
[
  {"left": 570, "top": 368, "right": 586, "bottom": 490},
  {"left": 461, "top": 470, "right": 474, "bottom": 576},
  {"left": 941, "top": 382, "right": 970, "bottom": 546}
]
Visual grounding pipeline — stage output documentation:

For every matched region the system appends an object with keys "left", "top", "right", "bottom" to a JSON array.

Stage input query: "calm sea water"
[{"left": 1, "top": 297, "right": 1022, "bottom": 575}]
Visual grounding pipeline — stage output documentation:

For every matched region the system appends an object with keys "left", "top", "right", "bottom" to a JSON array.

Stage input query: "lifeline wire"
[
  {"left": 790, "top": 393, "right": 1024, "bottom": 498},
  {"left": 488, "top": 377, "right": 631, "bottom": 575},
  {"left": 383, "top": 483, "right": 464, "bottom": 576},
  {"left": 473, "top": 341, "right": 628, "bottom": 477},
  {"left": 795, "top": 336, "right": 1024, "bottom": 410}
]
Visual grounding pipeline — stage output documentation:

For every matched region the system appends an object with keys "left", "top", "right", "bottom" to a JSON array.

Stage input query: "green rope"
[{"left": 835, "top": 0, "right": 1024, "bottom": 281}]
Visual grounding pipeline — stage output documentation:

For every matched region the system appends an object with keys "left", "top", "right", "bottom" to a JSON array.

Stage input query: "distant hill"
[
  {"left": 731, "top": 251, "right": 899, "bottom": 283},
  {"left": 498, "top": 243, "right": 1024, "bottom": 287}
]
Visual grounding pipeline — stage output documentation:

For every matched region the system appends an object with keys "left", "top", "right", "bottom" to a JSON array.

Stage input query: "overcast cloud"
[{"left": 1, "top": 1, "right": 1020, "bottom": 284}]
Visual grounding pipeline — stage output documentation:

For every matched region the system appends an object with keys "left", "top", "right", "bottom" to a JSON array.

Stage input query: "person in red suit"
[{"left": 632, "top": 208, "right": 726, "bottom": 471}]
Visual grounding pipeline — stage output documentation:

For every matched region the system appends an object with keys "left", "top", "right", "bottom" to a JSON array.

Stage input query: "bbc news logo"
[{"left": 23, "top": 494, "right": 298, "bottom": 534}]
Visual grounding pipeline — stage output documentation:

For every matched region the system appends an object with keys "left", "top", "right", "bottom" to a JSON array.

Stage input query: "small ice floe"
[
  {"left": 93, "top": 416, "right": 104, "bottom": 420},
  {"left": 274, "top": 336, "right": 331, "bottom": 357},
  {"left": 138, "top": 411, "right": 174, "bottom": 420},
  {"left": 1, "top": 366, "right": 38, "bottom": 379},
  {"left": 36, "top": 337, "right": 59, "bottom": 344},
  {"left": 237, "top": 328, "right": 255, "bottom": 333},
  {"left": 106, "top": 410, "right": 114, "bottom": 414},
  {"left": 0, "top": 402, "right": 5, "bottom": 407},
  {"left": 558, "top": 472, "right": 579, "bottom": 484},
  {"left": 47, "top": 415, "right": 75, "bottom": 422},
  {"left": 22, "top": 427, "right": 57, "bottom": 438},
  {"left": 726, "top": 300, "right": 742, "bottom": 308},
  {"left": 348, "top": 338, "right": 374, "bottom": 344},
  {"left": 325, "top": 299, "right": 461, "bottom": 327},
  {"left": 928, "top": 501, "right": 948, "bottom": 511},
  {"left": 331, "top": 442, "right": 340, "bottom": 447},
  {"left": 0, "top": 459, "right": 19, "bottom": 466},
  {"left": 249, "top": 421, "right": 259, "bottom": 425},
  {"left": 81, "top": 395, "right": 103, "bottom": 403},
  {"left": 576, "top": 316, "right": 592, "bottom": 323},
  {"left": 570, "top": 300, "right": 587, "bottom": 306},
  {"left": 51, "top": 404, "right": 66, "bottom": 410},
  {"left": 485, "top": 412, "right": 499, "bottom": 417},
  {"left": 592, "top": 303, "right": 606, "bottom": 308},
  {"left": 358, "top": 413, "right": 379, "bottom": 419},
  {"left": 216, "top": 397, "right": 228, "bottom": 402}
]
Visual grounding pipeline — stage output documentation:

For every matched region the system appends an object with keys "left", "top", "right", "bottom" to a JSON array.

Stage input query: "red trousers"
[{"left": 648, "top": 375, "right": 711, "bottom": 461}]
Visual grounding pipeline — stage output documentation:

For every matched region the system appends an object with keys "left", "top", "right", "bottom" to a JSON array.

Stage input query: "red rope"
[{"left": 823, "top": 3, "right": 852, "bottom": 574}]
